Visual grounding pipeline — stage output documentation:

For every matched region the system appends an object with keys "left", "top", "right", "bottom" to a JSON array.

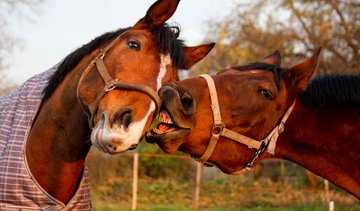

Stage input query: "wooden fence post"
[
  {"left": 194, "top": 162, "right": 202, "bottom": 210},
  {"left": 132, "top": 152, "right": 139, "bottom": 211},
  {"left": 324, "top": 179, "right": 330, "bottom": 210}
]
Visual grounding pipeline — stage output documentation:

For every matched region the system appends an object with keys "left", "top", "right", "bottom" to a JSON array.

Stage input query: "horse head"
[
  {"left": 147, "top": 49, "right": 321, "bottom": 174},
  {"left": 44, "top": 0, "right": 214, "bottom": 154}
]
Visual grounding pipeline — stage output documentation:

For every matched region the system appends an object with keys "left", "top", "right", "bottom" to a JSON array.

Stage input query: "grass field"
[
  {"left": 94, "top": 204, "right": 360, "bottom": 211},
  {"left": 87, "top": 149, "right": 360, "bottom": 211},
  {"left": 90, "top": 178, "right": 359, "bottom": 211},
  {"left": 87, "top": 150, "right": 359, "bottom": 210}
]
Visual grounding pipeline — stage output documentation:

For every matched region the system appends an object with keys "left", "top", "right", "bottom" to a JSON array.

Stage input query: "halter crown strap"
[{"left": 265, "top": 100, "right": 295, "bottom": 154}]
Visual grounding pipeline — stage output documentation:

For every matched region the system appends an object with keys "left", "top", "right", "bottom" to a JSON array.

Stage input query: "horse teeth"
[
  {"left": 164, "top": 119, "right": 173, "bottom": 124},
  {"left": 158, "top": 112, "right": 173, "bottom": 124}
]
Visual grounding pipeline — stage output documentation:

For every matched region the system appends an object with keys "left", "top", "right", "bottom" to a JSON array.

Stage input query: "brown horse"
[
  {"left": 147, "top": 49, "right": 360, "bottom": 199},
  {"left": 0, "top": 0, "right": 214, "bottom": 209}
]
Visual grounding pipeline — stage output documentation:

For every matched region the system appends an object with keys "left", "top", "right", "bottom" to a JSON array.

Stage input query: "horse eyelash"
[{"left": 259, "top": 88, "right": 274, "bottom": 100}]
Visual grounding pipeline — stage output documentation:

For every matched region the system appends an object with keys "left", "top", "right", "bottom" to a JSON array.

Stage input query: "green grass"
[
  {"left": 87, "top": 152, "right": 359, "bottom": 211},
  {"left": 91, "top": 178, "right": 360, "bottom": 211},
  {"left": 93, "top": 203, "right": 360, "bottom": 211},
  {"left": 94, "top": 204, "right": 190, "bottom": 211}
]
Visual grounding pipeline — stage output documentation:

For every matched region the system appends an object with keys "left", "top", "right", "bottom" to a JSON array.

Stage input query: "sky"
[{"left": 6, "top": 0, "right": 236, "bottom": 84}]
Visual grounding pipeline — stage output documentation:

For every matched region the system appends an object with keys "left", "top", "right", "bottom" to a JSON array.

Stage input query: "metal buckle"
[
  {"left": 97, "top": 50, "right": 106, "bottom": 60},
  {"left": 211, "top": 123, "right": 224, "bottom": 136},
  {"left": 278, "top": 122, "right": 285, "bottom": 133},
  {"left": 245, "top": 140, "right": 267, "bottom": 169},
  {"left": 104, "top": 79, "right": 118, "bottom": 92}
]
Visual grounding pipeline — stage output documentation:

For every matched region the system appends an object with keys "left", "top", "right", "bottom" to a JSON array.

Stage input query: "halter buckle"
[
  {"left": 104, "top": 79, "right": 119, "bottom": 92},
  {"left": 278, "top": 122, "right": 285, "bottom": 133},
  {"left": 97, "top": 50, "right": 106, "bottom": 60}
]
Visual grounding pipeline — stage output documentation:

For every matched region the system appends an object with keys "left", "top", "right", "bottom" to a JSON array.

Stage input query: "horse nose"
[
  {"left": 159, "top": 84, "right": 195, "bottom": 115},
  {"left": 179, "top": 91, "right": 194, "bottom": 113},
  {"left": 113, "top": 109, "right": 132, "bottom": 131}
]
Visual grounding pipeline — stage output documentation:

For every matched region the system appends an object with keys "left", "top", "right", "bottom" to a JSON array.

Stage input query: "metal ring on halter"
[{"left": 104, "top": 80, "right": 119, "bottom": 92}]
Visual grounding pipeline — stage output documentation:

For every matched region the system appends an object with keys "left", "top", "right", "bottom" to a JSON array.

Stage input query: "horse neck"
[
  {"left": 26, "top": 62, "right": 91, "bottom": 204},
  {"left": 274, "top": 100, "right": 360, "bottom": 198}
]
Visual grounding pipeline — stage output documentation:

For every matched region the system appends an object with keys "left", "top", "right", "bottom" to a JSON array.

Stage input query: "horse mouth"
[{"left": 146, "top": 110, "right": 190, "bottom": 142}]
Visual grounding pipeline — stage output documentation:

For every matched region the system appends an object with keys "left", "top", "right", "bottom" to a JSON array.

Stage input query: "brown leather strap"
[{"left": 95, "top": 57, "right": 113, "bottom": 85}]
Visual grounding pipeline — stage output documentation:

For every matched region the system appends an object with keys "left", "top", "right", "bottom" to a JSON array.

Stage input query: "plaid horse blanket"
[{"left": 0, "top": 66, "right": 92, "bottom": 210}]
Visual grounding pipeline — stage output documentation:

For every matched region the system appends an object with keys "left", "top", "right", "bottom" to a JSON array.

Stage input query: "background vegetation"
[
  {"left": 194, "top": 0, "right": 359, "bottom": 76},
  {"left": 87, "top": 143, "right": 360, "bottom": 210},
  {"left": 0, "top": 0, "right": 45, "bottom": 93}
]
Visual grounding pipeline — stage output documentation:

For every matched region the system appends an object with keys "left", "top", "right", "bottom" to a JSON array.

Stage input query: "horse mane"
[
  {"left": 299, "top": 74, "right": 360, "bottom": 107},
  {"left": 233, "top": 62, "right": 360, "bottom": 107},
  {"left": 42, "top": 24, "right": 185, "bottom": 100},
  {"left": 232, "top": 62, "right": 286, "bottom": 88},
  {"left": 149, "top": 24, "right": 185, "bottom": 68}
]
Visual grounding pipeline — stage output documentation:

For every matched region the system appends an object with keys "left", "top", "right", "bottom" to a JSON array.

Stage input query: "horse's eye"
[
  {"left": 128, "top": 41, "right": 140, "bottom": 51},
  {"left": 259, "top": 88, "right": 274, "bottom": 100}
]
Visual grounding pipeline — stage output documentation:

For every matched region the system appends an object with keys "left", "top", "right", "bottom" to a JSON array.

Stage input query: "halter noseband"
[
  {"left": 195, "top": 74, "right": 295, "bottom": 175},
  {"left": 76, "top": 35, "right": 161, "bottom": 128}
]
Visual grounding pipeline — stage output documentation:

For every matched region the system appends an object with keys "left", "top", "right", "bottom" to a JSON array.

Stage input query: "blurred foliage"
[
  {"left": 0, "top": 0, "right": 46, "bottom": 88},
  {"left": 137, "top": 141, "right": 194, "bottom": 180},
  {"left": 87, "top": 141, "right": 194, "bottom": 183},
  {"left": 194, "top": 0, "right": 360, "bottom": 76},
  {"left": 90, "top": 159, "right": 360, "bottom": 210}
]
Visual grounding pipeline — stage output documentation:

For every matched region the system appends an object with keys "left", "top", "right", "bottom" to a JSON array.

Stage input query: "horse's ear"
[
  {"left": 286, "top": 48, "right": 322, "bottom": 93},
  {"left": 261, "top": 50, "right": 281, "bottom": 66},
  {"left": 135, "top": 0, "right": 180, "bottom": 27},
  {"left": 182, "top": 42, "right": 215, "bottom": 69}
]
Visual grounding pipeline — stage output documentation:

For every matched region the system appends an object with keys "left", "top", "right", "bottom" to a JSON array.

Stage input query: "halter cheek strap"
[{"left": 197, "top": 74, "right": 295, "bottom": 175}]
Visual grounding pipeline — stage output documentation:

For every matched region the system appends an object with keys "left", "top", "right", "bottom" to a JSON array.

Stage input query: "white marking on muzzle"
[{"left": 91, "top": 54, "right": 172, "bottom": 153}]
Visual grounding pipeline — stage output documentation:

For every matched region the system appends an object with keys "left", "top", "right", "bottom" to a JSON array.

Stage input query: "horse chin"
[
  {"left": 146, "top": 129, "right": 189, "bottom": 153},
  {"left": 146, "top": 127, "right": 190, "bottom": 142}
]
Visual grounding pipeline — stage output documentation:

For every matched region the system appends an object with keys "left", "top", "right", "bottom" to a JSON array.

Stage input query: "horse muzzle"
[{"left": 91, "top": 112, "right": 142, "bottom": 154}]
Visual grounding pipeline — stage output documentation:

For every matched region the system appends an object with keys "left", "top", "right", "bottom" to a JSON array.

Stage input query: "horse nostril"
[
  {"left": 180, "top": 91, "right": 194, "bottom": 112},
  {"left": 108, "top": 144, "right": 117, "bottom": 151},
  {"left": 121, "top": 111, "right": 132, "bottom": 130},
  {"left": 114, "top": 109, "right": 132, "bottom": 130}
]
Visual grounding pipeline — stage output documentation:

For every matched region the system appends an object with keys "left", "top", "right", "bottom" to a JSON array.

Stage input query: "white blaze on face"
[{"left": 91, "top": 54, "right": 172, "bottom": 153}]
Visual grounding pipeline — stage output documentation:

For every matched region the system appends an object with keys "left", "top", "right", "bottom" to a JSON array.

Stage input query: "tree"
[
  {"left": 0, "top": 0, "right": 45, "bottom": 90},
  {"left": 194, "top": 0, "right": 360, "bottom": 76}
]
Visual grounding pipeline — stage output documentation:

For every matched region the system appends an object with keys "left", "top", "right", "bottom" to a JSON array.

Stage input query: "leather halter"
[
  {"left": 76, "top": 35, "right": 161, "bottom": 128},
  {"left": 196, "top": 74, "right": 295, "bottom": 175}
]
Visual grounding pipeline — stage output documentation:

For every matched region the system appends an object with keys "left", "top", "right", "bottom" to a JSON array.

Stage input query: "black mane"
[
  {"left": 42, "top": 24, "right": 185, "bottom": 100},
  {"left": 299, "top": 74, "right": 360, "bottom": 107},
  {"left": 232, "top": 62, "right": 286, "bottom": 88}
]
